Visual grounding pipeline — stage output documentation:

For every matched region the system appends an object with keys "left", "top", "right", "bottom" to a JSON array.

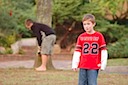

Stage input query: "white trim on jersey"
[
  {"left": 72, "top": 51, "right": 81, "bottom": 68},
  {"left": 101, "top": 50, "right": 108, "bottom": 70}
]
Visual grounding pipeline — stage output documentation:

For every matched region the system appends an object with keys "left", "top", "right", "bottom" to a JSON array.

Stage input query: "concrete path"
[
  {"left": 0, "top": 60, "right": 72, "bottom": 70},
  {"left": 0, "top": 60, "right": 128, "bottom": 74}
]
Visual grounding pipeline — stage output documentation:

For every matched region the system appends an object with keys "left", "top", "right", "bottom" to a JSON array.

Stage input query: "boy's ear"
[{"left": 93, "top": 22, "right": 96, "bottom": 26}]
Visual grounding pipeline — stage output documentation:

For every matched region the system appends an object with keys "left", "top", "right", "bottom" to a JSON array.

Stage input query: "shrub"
[
  {"left": 108, "top": 37, "right": 128, "bottom": 59},
  {"left": 0, "top": 31, "right": 18, "bottom": 47},
  {"left": 5, "top": 48, "right": 13, "bottom": 54},
  {"left": 0, "top": 0, "right": 36, "bottom": 38}
]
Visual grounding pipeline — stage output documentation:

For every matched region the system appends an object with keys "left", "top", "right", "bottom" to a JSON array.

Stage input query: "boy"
[
  {"left": 72, "top": 14, "right": 108, "bottom": 85},
  {"left": 25, "top": 19, "right": 56, "bottom": 71}
]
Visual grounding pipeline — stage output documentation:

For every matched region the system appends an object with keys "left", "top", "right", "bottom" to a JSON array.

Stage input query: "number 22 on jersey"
[{"left": 83, "top": 42, "right": 99, "bottom": 55}]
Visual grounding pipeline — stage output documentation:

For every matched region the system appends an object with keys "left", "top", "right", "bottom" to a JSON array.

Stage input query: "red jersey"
[{"left": 75, "top": 31, "right": 107, "bottom": 69}]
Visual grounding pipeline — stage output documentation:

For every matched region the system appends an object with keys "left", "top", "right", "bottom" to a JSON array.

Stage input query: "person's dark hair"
[{"left": 25, "top": 19, "right": 33, "bottom": 26}]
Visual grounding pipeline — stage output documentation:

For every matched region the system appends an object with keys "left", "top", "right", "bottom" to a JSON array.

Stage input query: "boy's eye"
[{"left": 83, "top": 23, "right": 90, "bottom": 25}]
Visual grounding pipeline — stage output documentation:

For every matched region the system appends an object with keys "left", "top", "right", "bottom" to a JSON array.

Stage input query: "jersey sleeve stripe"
[
  {"left": 99, "top": 44, "right": 106, "bottom": 48},
  {"left": 99, "top": 45, "right": 107, "bottom": 50},
  {"left": 75, "top": 45, "right": 82, "bottom": 51}
]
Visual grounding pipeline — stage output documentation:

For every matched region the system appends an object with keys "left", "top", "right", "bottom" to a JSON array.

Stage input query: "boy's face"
[
  {"left": 83, "top": 20, "right": 95, "bottom": 33},
  {"left": 25, "top": 22, "right": 32, "bottom": 30}
]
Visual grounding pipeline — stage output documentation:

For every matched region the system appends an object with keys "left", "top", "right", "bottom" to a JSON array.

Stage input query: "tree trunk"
[
  {"left": 34, "top": 0, "right": 55, "bottom": 70},
  {"left": 36, "top": 0, "right": 52, "bottom": 27}
]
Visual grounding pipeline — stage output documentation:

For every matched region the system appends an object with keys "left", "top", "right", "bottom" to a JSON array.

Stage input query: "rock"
[
  {"left": 21, "top": 38, "right": 37, "bottom": 46},
  {"left": 11, "top": 40, "right": 21, "bottom": 54},
  {"left": 53, "top": 44, "right": 61, "bottom": 54}
]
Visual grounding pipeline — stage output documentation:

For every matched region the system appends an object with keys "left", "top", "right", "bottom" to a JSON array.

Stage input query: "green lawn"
[
  {"left": 0, "top": 68, "right": 128, "bottom": 85},
  {"left": 107, "top": 58, "right": 128, "bottom": 66},
  {"left": 0, "top": 58, "right": 128, "bottom": 85}
]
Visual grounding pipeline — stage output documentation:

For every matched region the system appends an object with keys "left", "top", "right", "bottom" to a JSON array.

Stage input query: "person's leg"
[
  {"left": 78, "top": 68, "right": 88, "bottom": 85},
  {"left": 36, "top": 54, "right": 48, "bottom": 71},
  {"left": 87, "top": 69, "right": 99, "bottom": 85},
  {"left": 41, "top": 54, "right": 48, "bottom": 70},
  {"left": 36, "top": 35, "right": 56, "bottom": 71}
]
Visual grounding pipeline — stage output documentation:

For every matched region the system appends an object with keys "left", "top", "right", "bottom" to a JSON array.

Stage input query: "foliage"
[
  {"left": 5, "top": 47, "right": 13, "bottom": 54},
  {"left": 52, "top": 0, "right": 91, "bottom": 48},
  {"left": 52, "top": 0, "right": 126, "bottom": 25},
  {"left": 0, "top": 32, "right": 16, "bottom": 47},
  {"left": 0, "top": 0, "right": 36, "bottom": 49},
  {"left": 90, "top": 0, "right": 125, "bottom": 14},
  {"left": 108, "top": 37, "right": 128, "bottom": 59},
  {"left": 96, "top": 22, "right": 126, "bottom": 43},
  {"left": 0, "top": 0, "right": 36, "bottom": 38},
  {"left": 52, "top": 0, "right": 88, "bottom": 27},
  {"left": 52, "top": 0, "right": 128, "bottom": 58}
]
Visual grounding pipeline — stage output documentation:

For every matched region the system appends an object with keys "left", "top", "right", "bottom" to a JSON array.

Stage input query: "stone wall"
[
  {"left": 11, "top": 40, "right": 22, "bottom": 54},
  {"left": 11, "top": 38, "right": 61, "bottom": 54}
]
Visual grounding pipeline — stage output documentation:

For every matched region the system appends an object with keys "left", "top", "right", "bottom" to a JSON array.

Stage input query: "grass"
[
  {"left": 0, "top": 58, "right": 128, "bottom": 85},
  {"left": 0, "top": 68, "right": 78, "bottom": 85},
  {"left": 107, "top": 58, "right": 128, "bottom": 66},
  {"left": 0, "top": 68, "right": 128, "bottom": 85},
  {"left": 98, "top": 73, "right": 128, "bottom": 85}
]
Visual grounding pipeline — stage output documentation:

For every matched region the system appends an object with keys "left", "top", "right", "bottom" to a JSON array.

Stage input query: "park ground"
[{"left": 0, "top": 46, "right": 128, "bottom": 85}]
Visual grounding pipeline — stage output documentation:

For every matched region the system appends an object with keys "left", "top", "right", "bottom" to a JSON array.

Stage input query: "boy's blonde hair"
[{"left": 82, "top": 14, "right": 95, "bottom": 24}]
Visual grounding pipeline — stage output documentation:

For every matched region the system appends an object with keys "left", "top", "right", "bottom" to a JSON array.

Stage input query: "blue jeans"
[{"left": 78, "top": 68, "right": 99, "bottom": 85}]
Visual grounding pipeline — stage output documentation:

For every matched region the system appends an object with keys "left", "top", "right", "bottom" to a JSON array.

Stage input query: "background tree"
[{"left": 34, "top": 0, "right": 55, "bottom": 70}]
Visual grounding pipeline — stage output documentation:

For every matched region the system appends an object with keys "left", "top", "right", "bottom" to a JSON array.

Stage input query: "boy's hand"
[
  {"left": 37, "top": 46, "right": 41, "bottom": 53},
  {"left": 100, "top": 66, "right": 106, "bottom": 71},
  {"left": 72, "top": 68, "right": 78, "bottom": 71},
  {"left": 38, "top": 52, "right": 41, "bottom": 56},
  {"left": 100, "top": 68, "right": 105, "bottom": 71},
  {"left": 37, "top": 46, "right": 41, "bottom": 56}
]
